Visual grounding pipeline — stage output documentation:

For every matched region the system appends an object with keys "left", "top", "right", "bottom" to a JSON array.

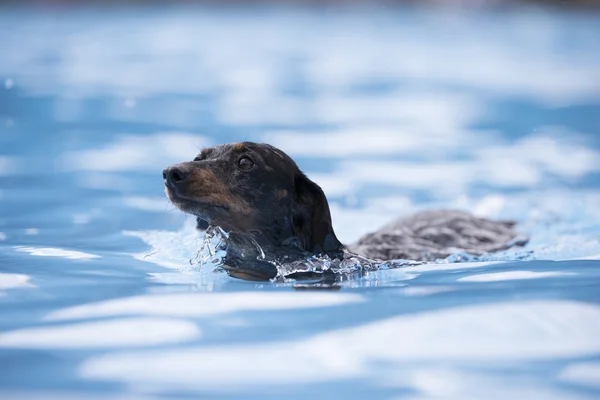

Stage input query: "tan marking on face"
[
  {"left": 201, "top": 148, "right": 211, "bottom": 156},
  {"left": 186, "top": 168, "right": 253, "bottom": 216},
  {"left": 233, "top": 142, "right": 246, "bottom": 151},
  {"left": 188, "top": 169, "right": 233, "bottom": 205}
]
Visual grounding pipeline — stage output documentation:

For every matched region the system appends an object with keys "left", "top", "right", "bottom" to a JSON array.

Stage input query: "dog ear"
[{"left": 292, "top": 171, "right": 342, "bottom": 253}]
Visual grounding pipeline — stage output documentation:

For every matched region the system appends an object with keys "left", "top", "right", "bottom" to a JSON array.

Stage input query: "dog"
[{"left": 164, "top": 142, "right": 526, "bottom": 281}]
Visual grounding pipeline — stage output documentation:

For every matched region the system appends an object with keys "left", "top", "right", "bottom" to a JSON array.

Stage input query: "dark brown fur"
[
  {"left": 164, "top": 141, "right": 527, "bottom": 280},
  {"left": 163, "top": 142, "right": 343, "bottom": 279}
]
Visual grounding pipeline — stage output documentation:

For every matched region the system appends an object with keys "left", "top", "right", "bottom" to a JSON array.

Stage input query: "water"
[{"left": 1, "top": 6, "right": 600, "bottom": 399}]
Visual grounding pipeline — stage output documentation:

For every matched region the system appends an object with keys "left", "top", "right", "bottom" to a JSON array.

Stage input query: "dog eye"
[{"left": 238, "top": 156, "right": 254, "bottom": 170}]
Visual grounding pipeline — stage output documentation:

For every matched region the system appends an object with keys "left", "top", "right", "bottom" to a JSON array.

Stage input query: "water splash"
[
  {"left": 271, "top": 252, "right": 423, "bottom": 281},
  {"left": 189, "top": 226, "right": 229, "bottom": 274},
  {"left": 191, "top": 226, "right": 422, "bottom": 281}
]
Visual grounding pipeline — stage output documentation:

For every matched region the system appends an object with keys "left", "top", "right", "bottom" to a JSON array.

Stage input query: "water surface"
[{"left": 1, "top": 6, "right": 600, "bottom": 399}]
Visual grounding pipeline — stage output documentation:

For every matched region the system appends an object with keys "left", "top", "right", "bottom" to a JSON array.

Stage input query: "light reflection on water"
[{"left": 0, "top": 6, "right": 599, "bottom": 399}]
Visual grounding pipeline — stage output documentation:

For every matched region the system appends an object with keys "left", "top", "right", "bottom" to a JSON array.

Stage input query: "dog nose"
[{"left": 163, "top": 165, "right": 190, "bottom": 186}]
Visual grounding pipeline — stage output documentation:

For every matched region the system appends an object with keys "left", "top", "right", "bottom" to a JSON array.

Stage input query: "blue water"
[{"left": 1, "top": 6, "right": 600, "bottom": 399}]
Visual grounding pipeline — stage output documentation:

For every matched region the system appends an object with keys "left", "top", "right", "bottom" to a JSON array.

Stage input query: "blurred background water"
[{"left": 1, "top": 1, "right": 600, "bottom": 399}]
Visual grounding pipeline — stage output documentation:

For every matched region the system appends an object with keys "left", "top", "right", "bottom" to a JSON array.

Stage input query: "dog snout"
[{"left": 163, "top": 165, "right": 190, "bottom": 187}]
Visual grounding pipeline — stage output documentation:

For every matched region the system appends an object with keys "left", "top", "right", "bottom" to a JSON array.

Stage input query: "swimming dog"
[{"left": 164, "top": 142, "right": 525, "bottom": 280}]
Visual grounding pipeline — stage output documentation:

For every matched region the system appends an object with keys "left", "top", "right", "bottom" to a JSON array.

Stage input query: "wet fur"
[
  {"left": 164, "top": 142, "right": 343, "bottom": 280},
  {"left": 165, "top": 142, "right": 526, "bottom": 280}
]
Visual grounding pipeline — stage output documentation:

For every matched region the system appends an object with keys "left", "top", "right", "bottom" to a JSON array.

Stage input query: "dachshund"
[
  {"left": 164, "top": 142, "right": 526, "bottom": 281},
  {"left": 163, "top": 142, "right": 344, "bottom": 280}
]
